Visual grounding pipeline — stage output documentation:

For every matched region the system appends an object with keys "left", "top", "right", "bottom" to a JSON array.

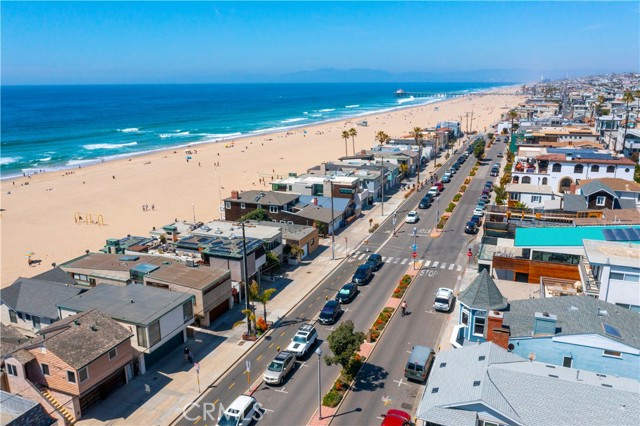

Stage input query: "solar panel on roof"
[
  {"left": 603, "top": 323, "right": 622, "bottom": 339},
  {"left": 602, "top": 227, "right": 640, "bottom": 242}
]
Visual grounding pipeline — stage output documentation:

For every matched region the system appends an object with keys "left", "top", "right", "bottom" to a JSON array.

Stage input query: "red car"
[
  {"left": 433, "top": 181, "right": 444, "bottom": 192},
  {"left": 380, "top": 409, "right": 413, "bottom": 426}
]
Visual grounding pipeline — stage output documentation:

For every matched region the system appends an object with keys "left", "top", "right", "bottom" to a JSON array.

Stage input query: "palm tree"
[
  {"left": 595, "top": 95, "right": 606, "bottom": 118},
  {"left": 341, "top": 130, "right": 350, "bottom": 157},
  {"left": 409, "top": 127, "right": 424, "bottom": 184},
  {"left": 249, "top": 281, "right": 276, "bottom": 323},
  {"left": 620, "top": 90, "right": 635, "bottom": 155},
  {"left": 374, "top": 130, "right": 390, "bottom": 145},
  {"left": 508, "top": 110, "right": 518, "bottom": 134},
  {"left": 348, "top": 128, "right": 358, "bottom": 155}
]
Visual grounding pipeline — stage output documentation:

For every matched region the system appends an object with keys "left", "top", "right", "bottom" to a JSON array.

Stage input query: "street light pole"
[
  {"left": 436, "top": 197, "right": 440, "bottom": 231},
  {"left": 380, "top": 156, "right": 385, "bottom": 216},
  {"left": 241, "top": 222, "right": 251, "bottom": 336},
  {"left": 192, "top": 204, "right": 196, "bottom": 223},
  {"left": 413, "top": 226, "right": 418, "bottom": 271},
  {"left": 316, "top": 347, "right": 323, "bottom": 420},
  {"left": 330, "top": 180, "right": 335, "bottom": 261}
]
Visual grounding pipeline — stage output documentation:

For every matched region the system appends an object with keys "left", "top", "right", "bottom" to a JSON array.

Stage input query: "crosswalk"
[{"left": 345, "top": 252, "right": 463, "bottom": 272}]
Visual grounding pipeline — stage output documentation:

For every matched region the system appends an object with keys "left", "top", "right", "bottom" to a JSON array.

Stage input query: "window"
[
  {"left": 32, "top": 316, "right": 41, "bottom": 330},
  {"left": 40, "top": 363, "right": 50, "bottom": 375},
  {"left": 108, "top": 348, "right": 117, "bottom": 360},
  {"left": 606, "top": 166, "right": 615, "bottom": 173},
  {"left": 72, "top": 273, "right": 89, "bottom": 282},
  {"left": 339, "top": 188, "right": 354, "bottom": 194},
  {"left": 591, "top": 165, "right": 600, "bottom": 173},
  {"left": 625, "top": 168, "right": 630, "bottom": 173},
  {"left": 461, "top": 309, "right": 469, "bottom": 326},
  {"left": 562, "top": 356, "right": 573, "bottom": 368},
  {"left": 509, "top": 192, "right": 520, "bottom": 201},
  {"left": 136, "top": 326, "right": 148, "bottom": 348},
  {"left": 531, "top": 195, "right": 542, "bottom": 203},
  {"left": 256, "top": 205, "right": 262, "bottom": 210},
  {"left": 559, "top": 178, "right": 572, "bottom": 191},
  {"left": 542, "top": 177, "right": 548, "bottom": 185},
  {"left": 225, "top": 202, "right": 231, "bottom": 209},
  {"left": 521, "top": 176, "right": 531, "bottom": 184},
  {"left": 512, "top": 175, "right": 520, "bottom": 184},
  {"left": 610, "top": 272, "right": 640, "bottom": 282},
  {"left": 603, "top": 350, "right": 622, "bottom": 358},
  {"left": 552, "top": 163, "right": 562, "bottom": 172},
  {"left": 25, "top": 314, "right": 31, "bottom": 321},
  {"left": 596, "top": 196, "right": 606, "bottom": 206},
  {"left": 78, "top": 367, "right": 88, "bottom": 383},
  {"left": 148, "top": 320, "right": 162, "bottom": 347},
  {"left": 67, "top": 371, "right": 76, "bottom": 383},
  {"left": 240, "top": 203, "right": 246, "bottom": 210},
  {"left": 7, "top": 364, "right": 18, "bottom": 376},
  {"left": 269, "top": 206, "right": 278, "bottom": 213},
  {"left": 182, "top": 300, "right": 193, "bottom": 323},
  {"left": 473, "top": 316, "right": 485, "bottom": 336},
  {"left": 9, "top": 310, "right": 17, "bottom": 323}
]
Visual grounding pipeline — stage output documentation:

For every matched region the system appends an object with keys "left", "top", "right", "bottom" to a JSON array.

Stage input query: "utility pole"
[
  {"left": 470, "top": 111, "right": 475, "bottom": 133},
  {"left": 241, "top": 222, "right": 251, "bottom": 336},
  {"left": 465, "top": 112, "right": 470, "bottom": 134},
  {"left": 330, "top": 180, "right": 335, "bottom": 260},
  {"left": 380, "top": 156, "right": 385, "bottom": 216}
]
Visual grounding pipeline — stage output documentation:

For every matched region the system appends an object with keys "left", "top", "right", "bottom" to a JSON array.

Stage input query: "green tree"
[
  {"left": 313, "top": 220, "right": 327, "bottom": 237},
  {"left": 348, "top": 127, "right": 358, "bottom": 156},
  {"left": 513, "top": 201, "right": 531, "bottom": 211},
  {"left": 409, "top": 127, "right": 424, "bottom": 183},
  {"left": 262, "top": 252, "right": 280, "bottom": 274},
  {"left": 242, "top": 308, "right": 255, "bottom": 336},
  {"left": 621, "top": 90, "right": 635, "bottom": 155},
  {"left": 341, "top": 130, "right": 350, "bottom": 157},
  {"left": 374, "top": 130, "right": 390, "bottom": 145},
  {"left": 288, "top": 244, "right": 304, "bottom": 260},
  {"left": 239, "top": 209, "right": 270, "bottom": 222},
  {"left": 249, "top": 280, "right": 277, "bottom": 323},
  {"left": 473, "top": 143, "right": 485, "bottom": 160},
  {"left": 635, "top": 164, "right": 640, "bottom": 184},
  {"left": 508, "top": 110, "right": 519, "bottom": 134},
  {"left": 324, "top": 320, "right": 365, "bottom": 379}
]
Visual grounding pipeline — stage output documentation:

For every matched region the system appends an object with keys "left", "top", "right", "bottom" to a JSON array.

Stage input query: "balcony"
[{"left": 579, "top": 256, "right": 600, "bottom": 297}]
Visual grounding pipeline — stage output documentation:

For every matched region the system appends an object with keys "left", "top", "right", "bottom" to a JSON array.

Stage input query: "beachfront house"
[
  {"left": 510, "top": 147, "right": 635, "bottom": 193},
  {"left": 59, "top": 252, "right": 232, "bottom": 327},
  {"left": 620, "top": 128, "right": 640, "bottom": 158},
  {"left": 101, "top": 235, "right": 156, "bottom": 254},
  {"left": 416, "top": 342, "right": 639, "bottom": 426},
  {"left": 581, "top": 239, "right": 640, "bottom": 310},
  {"left": 250, "top": 221, "right": 319, "bottom": 259},
  {"left": 270, "top": 174, "right": 367, "bottom": 212},
  {"left": 577, "top": 178, "right": 640, "bottom": 208},
  {"left": 505, "top": 183, "right": 558, "bottom": 209},
  {"left": 2, "top": 310, "right": 135, "bottom": 424},
  {"left": 1, "top": 278, "right": 85, "bottom": 335},
  {"left": 191, "top": 220, "right": 283, "bottom": 261},
  {"left": 222, "top": 190, "right": 301, "bottom": 222},
  {"left": 57, "top": 284, "right": 194, "bottom": 374}
]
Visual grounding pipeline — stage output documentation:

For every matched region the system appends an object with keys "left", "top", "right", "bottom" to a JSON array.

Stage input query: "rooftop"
[
  {"left": 458, "top": 270, "right": 508, "bottom": 311},
  {"left": 578, "top": 178, "right": 640, "bottom": 193},
  {"left": 582, "top": 239, "right": 640, "bottom": 269},
  {"left": 515, "top": 226, "right": 640, "bottom": 247},
  {"left": 58, "top": 284, "right": 193, "bottom": 326},
  {"left": 250, "top": 221, "right": 316, "bottom": 241},
  {"left": 33, "top": 310, "right": 132, "bottom": 370},
  {"left": 224, "top": 190, "right": 300, "bottom": 206},
  {"left": 176, "top": 234, "right": 263, "bottom": 259},
  {"left": 0, "top": 390, "right": 55, "bottom": 426},
  {"left": 0, "top": 278, "right": 85, "bottom": 319},
  {"left": 0, "top": 324, "right": 30, "bottom": 358},
  {"left": 417, "top": 342, "right": 639, "bottom": 426},
  {"left": 506, "top": 184, "right": 556, "bottom": 195},
  {"left": 192, "top": 220, "right": 281, "bottom": 241}
]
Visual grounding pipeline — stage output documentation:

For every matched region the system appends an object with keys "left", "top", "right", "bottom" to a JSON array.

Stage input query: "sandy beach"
[{"left": 0, "top": 87, "right": 524, "bottom": 286}]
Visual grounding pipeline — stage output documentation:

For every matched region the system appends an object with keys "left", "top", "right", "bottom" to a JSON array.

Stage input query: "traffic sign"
[
  {"left": 245, "top": 360, "right": 251, "bottom": 372},
  {"left": 412, "top": 244, "right": 418, "bottom": 251},
  {"left": 467, "top": 250, "right": 473, "bottom": 258},
  {"left": 194, "top": 362, "right": 200, "bottom": 374},
  {"left": 412, "top": 252, "right": 417, "bottom": 258}
]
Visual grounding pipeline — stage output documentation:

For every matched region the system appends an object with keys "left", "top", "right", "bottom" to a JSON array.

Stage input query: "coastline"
[{"left": 0, "top": 85, "right": 525, "bottom": 285}]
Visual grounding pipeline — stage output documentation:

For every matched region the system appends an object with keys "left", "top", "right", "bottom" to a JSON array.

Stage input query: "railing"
[{"left": 579, "top": 257, "right": 600, "bottom": 296}]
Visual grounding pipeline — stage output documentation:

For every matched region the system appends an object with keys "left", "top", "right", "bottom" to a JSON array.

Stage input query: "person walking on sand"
[{"left": 151, "top": 204, "right": 155, "bottom": 211}]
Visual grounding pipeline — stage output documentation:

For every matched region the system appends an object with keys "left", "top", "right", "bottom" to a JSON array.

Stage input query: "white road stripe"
[
  {"left": 440, "top": 262, "right": 447, "bottom": 269},
  {"left": 423, "top": 260, "right": 431, "bottom": 267},
  {"left": 382, "top": 257, "right": 388, "bottom": 262},
  {"left": 401, "top": 258, "right": 408, "bottom": 265},
  {"left": 456, "top": 265, "right": 463, "bottom": 271},
  {"left": 393, "top": 258, "right": 400, "bottom": 264},
  {"left": 357, "top": 253, "right": 366, "bottom": 260},
  {"left": 448, "top": 264, "right": 455, "bottom": 270},
  {"left": 432, "top": 261, "right": 439, "bottom": 267}
]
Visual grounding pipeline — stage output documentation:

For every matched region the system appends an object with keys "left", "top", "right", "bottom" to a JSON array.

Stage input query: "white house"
[
  {"left": 505, "top": 184, "right": 558, "bottom": 209},
  {"left": 581, "top": 239, "right": 640, "bottom": 312}
]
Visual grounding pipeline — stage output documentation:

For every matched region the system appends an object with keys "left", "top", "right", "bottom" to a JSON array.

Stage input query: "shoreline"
[
  {"left": 0, "top": 86, "right": 524, "bottom": 285},
  {"left": 0, "top": 84, "right": 514, "bottom": 180}
]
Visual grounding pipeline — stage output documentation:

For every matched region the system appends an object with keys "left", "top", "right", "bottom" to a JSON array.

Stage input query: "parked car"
[
  {"left": 216, "top": 395, "right": 261, "bottom": 426},
  {"left": 451, "top": 163, "right": 460, "bottom": 171},
  {"left": 380, "top": 409, "right": 414, "bottom": 426},
  {"left": 473, "top": 207, "right": 485, "bottom": 217},
  {"left": 476, "top": 200, "right": 486, "bottom": 210},
  {"left": 485, "top": 181, "right": 493, "bottom": 189},
  {"left": 286, "top": 324, "right": 318, "bottom": 357},
  {"left": 405, "top": 210, "right": 419, "bottom": 223},
  {"left": 319, "top": 300, "right": 342, "bottom": 325},
  {"left": 366, "top": 253, "right": 383, "bottom": 270},
  {"left": 490, "top": 167, "right": 499, "bottom": 177},
  {"left": 428, "top": 187, "right": 439, "bottom": 198},
  {"left": 441, "top": 173, "right": 452, "bottom": 183},
  {"left": 336, "top": 283, "right": 359, "bottom": 304},
  {"left": 433, "top": 181, "right": 444, "bottom": 192},
  {"left": 419, "top": 195, "right": 433, "bottom": 209},
  {"left": 404, "top": 345, "right": 435, "bottom": 383},
  {"left": 352, "top": 263, "right": 374, "bottom": 285},
  {"left": 434, "top": 288, "right": 454, "bottom": 311},
  {"left": 448, "top": 167, "right": 457, "bottom": 176},
  {"left": 263, "top": 351, "right": 296, "bottom": 385},
  {"left": 465, "top": 221, "right": 478, "bottom": 234},
  {"left": 479, "top": 193, "right": 490, "bottom": 202},
  {"left": 470, "top": 215, "right": 483, "bottom": 226},
  {"left": 482, "top": 187, "right": 491, "bottom": 196},
  {"left": 497, "top": 152, "right": 504, "bottom": 158}
]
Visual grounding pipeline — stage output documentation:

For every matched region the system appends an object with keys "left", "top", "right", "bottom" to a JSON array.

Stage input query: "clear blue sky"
[{"left": 2, "top": 1, "right": 638, "bottom": 84}]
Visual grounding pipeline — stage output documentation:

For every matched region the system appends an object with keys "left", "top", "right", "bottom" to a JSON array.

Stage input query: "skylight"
[
  {"left": 473, "top": 381, "right": 481, "bottom": 387},
  {"left": 603, "top": 323, "right": 622, "bottom": 339}
]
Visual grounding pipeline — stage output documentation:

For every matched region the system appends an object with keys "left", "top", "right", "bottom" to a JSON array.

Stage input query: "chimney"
[
  {"left": 320, "top": 163, "right": 327, "bottom": 175},
  {"left": 231, "top": 190, "right": 239, "bottom": 200},
  {"left": 486, "top": 311, "right": 510, "bottom": 349},
  {"left": 312, "top": 197, "right": 318, "bottom": 206},
  {"left": 569, "top": 183, "right": 577, "bottom": 194},
  {"left": 533, "top": 312, "right": 557, "bottom": 336}
]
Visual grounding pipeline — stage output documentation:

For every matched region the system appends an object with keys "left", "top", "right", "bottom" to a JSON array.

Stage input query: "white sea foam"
[
  {"left": 119, "top": 128, "right": 140, "bottom": 133},
  {"left": 396, "top": 96, "right": 416, "bottom": 104},
  {"left": 0, "top": 156, "right": 21, "bottom": 166},
  {"left": 318, "top": 108, "right": 335, "bottom": 112},
  {"left": 303, "top": 112, "right": 309, "bottom": 115},
  {"left": 159, "top": 131, "right": 191, "bottom": 138},
  {"left": 345, "top": 105, "right": 360, "bottom": 108},
  {"left": 38, "top": 157, "right": 52, "bottom": 162},
  {"left": 66, "top": 159, "right": 97, "bottom": 166},
  {"left": 83, "top": 142, "right": 138, "bottom": 150},
  {"left": 280, "top": 117, "right": 308, "bottom": 124},
  {"left": 309, "top": 114, "right": 322, "bottom": 117}
]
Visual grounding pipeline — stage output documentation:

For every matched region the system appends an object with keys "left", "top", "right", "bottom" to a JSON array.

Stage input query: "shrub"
[
  {"left": 460, "top": 184, "right": 467, "bottom": 192},
  {"left": 445, "top": 203, "right": 455, "bottom": 213},
  {"left": 437, "top": 215, "right": 449, "bottom": 229},
  {"left": 470, "top": 170, "right": 476, "bottom": 177},
  {"left": 256, "top": 316, "right": 268, "bottom": 333},
  {"left": 369, "top": 223, "right": 380, "bottom": 233},
  {"left": 464, "top": 177, "right": 471, "bottom": 184},
  {"left": 322, "top": 390, "right": 343, "bottom": 407},
  {"left": 435, "top": 163, "right": 442, "bottom": 168},
  {"left": 453, "top": 193, "right": 462, "bottom": 202}
]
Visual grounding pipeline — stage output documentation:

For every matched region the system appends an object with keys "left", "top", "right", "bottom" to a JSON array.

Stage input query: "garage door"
[
  {"left": 79, "top": 368, "right": 127, "bottom": 414},
  {"left": 208, "top": 299, "right": 229, "bottom": 322}
]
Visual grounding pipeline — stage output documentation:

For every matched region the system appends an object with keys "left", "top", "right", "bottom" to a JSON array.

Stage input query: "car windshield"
[
  {"left": 268, "top": 361, "right": 284, "bottom": 372},
  {"left": 339, "top": 288, "right": 351, "bottom": 295},
  {"left": 217, "top": 414, "right": 240, "bottom": 426},
  {"left": 293, "top": 335, "right": 306, "bottom": 343},
  {"left": 435, "top": 297, "right": 450, "bottom": 304}
]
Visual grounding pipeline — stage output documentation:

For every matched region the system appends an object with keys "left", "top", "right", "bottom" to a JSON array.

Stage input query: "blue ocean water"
[{"left": 1, "top": 82, "right": 506, "bottom": 178}]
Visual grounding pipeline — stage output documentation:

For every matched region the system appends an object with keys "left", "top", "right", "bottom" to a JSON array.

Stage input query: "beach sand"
[{"left": 0, "top": 87, "right": 524, "bottom": 285}]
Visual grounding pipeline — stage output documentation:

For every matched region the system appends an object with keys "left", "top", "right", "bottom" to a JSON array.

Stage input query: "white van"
[{"left": 216, "top": 395, "right": 260, "bottom": 426}]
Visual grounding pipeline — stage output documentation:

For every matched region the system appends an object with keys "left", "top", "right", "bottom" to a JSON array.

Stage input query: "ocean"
[{"left": 1, "top": 82, "right": 507, "bottom": 178}]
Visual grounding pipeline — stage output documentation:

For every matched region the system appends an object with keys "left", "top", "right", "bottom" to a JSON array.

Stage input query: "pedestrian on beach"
[
  {"left": 151, "top": 204, "right": 155, "bottom": 211},
  {"left": 142, "top": 205, "right": 145, "bottom": 212}
]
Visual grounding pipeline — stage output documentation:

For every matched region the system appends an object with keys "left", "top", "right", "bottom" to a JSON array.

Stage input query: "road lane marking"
[
  {"left": 432, "top": 261, "right": 439, "bottom": 267},
  {"left": 274, "top": 388, "right": 289, "bottom": 393},
  {"left": 193, "top": 415, "right": 201, "bottom": 425},
  {"left": 308, "top": 304, "right": 313, "bottom": 309},
  {"left": 280, "top": 331, "right": 286, "bottom": 336},
  {"left": 386, "top": 257, "right": 393, "bottom": 263},
  {"left": 457, "top": 265, "right": 463, "bottom": 271},
  {"left": 401, "top": 258, "right": 408, "bottom": 265},
  {"left": 440, "top": 262, "right": 447, "bottom": 269},
  {"left": 393, "top": 258, "right": 400, "bottom": 264},
  {"left": 212, "top": 398, "right": 219, "bottom": 406},
  {"left": 269, "top": 343, "right": 274, "bottom": 349},
  {"left": 393, "top": 377, "right": 408, "bottom": 387},
  {"left": 382, "top": 256, "right": 388, "bottom": 262},
  {"left": 228, "top": 382, "right": 235, "bottom": 390},
  {"left": 449, "top": 264, "right": 455, "bottom": 270},
  {"left": 423, "top": 260, "right": 431, "bottom": 267},
  {"left": 257, "top": 354, "right": 263, "bottom": 361},
  {"left": 357, "top": 253, "right": 366, "bottom": 260}
]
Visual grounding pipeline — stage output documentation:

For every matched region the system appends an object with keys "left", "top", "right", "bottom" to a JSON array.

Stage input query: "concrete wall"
[
  {"left": 510, "top": 335, "right": 640, "bottom": 380},
  {"left": 599, "top": 265, "right": 640, "bottom": 309}
]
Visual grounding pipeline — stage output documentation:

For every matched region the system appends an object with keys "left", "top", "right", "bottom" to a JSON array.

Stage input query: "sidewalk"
[{"left": 76, "top": 178, "right": 417, "bottom": 426}]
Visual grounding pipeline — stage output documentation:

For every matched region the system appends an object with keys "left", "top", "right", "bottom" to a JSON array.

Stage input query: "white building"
[
  {"left": 581, "top": 239, "right": 640, "bottom": 312},
  {"left": 505, "top": 184, "right": 558, "bottom": 209}
]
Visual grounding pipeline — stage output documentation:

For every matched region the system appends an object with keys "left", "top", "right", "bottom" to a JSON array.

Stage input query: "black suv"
[
  {"left": 319, "top": 300, "right": 342, "bottom": 325},
  {"left": 366, "top": 253, "right": 383, "bottom": 270},
  {"left": 419, "top": 195, "right": 433, "bottom": 209},
  {"left": 465, "top": 221, "right": 478, "bottom": 234},
  {"left": 335, "top": 283, "right": 359, "bottom": 304},
  {"left": 352, "top": 263, "right": 373, "bottom": 285}
]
